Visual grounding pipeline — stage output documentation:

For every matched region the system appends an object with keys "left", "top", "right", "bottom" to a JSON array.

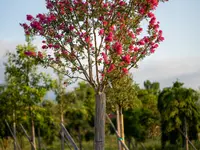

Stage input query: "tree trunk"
[
  {"left": 13, "top": 112, "right": 17, "bottom": 150},
  {"left": 116, "top": 105, "right": 125, "bottom": 150},
  {"left": 94, "top": 92, "right": 106, "bottom": 150},
  {"left": 60, "top": 107, "right": 65, "bottom": 150},
  {"left": 31, "top": 116, "right": 36, "bottom": 150},
  {"left": 116, "top": 106, "right": 121, "bottom": 150},
  {"left": 119, "top": 106, "right": 125, "bottom": 150},
  {"left": 38, "top": 127, "right": 41, "bottom": 150},
  {"left": 184, "top": 117, "right": 189, "bottom": 150}
]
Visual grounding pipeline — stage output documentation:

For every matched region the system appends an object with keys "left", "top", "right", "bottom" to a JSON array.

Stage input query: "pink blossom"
[
  {"left": 47, "top": 13, "right": 56, "bottom": 22},
  {"left": 117, "top": 12, "right": 121, "bottom": 18},
  {"left": 85, "top": 36, "right": 90, "bottom": 43},
  {"left": 122, "top": 54, "right": 131, "bottom": 64},
  {"left": 48, "top": 44, "right": 53, "bottom": 48},
  {"left": 151, "top": 0, "right": 158, "bottom": 6},
  {"left": 107, "top": 64, "right": 115, "bottom": 73},
  {"left": 30, "top": 21, "right": 43, "bottom": 30},
  {"left": 136, "top": 28, "right": 143, "bottom": 34},
  {"left": 62, "top": 50, "right": 68, "bottom": 55},
  {"left": 153, "top": 24, "right": 160, "bottom": 30},
  {"left": 99, "top": 16, "right": 104, "bottom": 21},
  {"left": 138, "top": 40, "right": 145, "bottom": 45},
  {"left": 105, "top": 32, "right": 113, "bottom": 42},
  {"left": 99, "top": 29, "right": 104, "bottom": 35},
  {"left": 20, "top": 23, "right": 29, "bottom": 30},
  {"left": 42, "top": 45, "right": 48, "bottom": 49},
  {"left": 119, "top": 1, "right": 126, "bottom": 6},
  {"left": 53, "top": 44, "right": 60, "bottom": 49},
  {"left": 69, "top": 7, "right": 73, "bottom": 12},
  {"left": 36, "top": 14, "right": 46, "bottom": 22},
  {"left": 128, "top": 32, "right": 135, "bottom": 39},
  {"left": 69, "top": 25, "right": 74, "bottom": 31},
  {"left": 139, "top": 8, "right": 145, "bottom": 15},
  {"left": 122, "top": 68, "right": 128, "bottom": 74},
  {"left": 158, "top": 36, "right": 164, "bottom": 42},
  {"left": 46, "top": 0, "right": 53, "bottom": 9},
  {"left": 103, "top": 3, "right": 108, "bottom": 8},
  {"left": 38, "top": 51, "right": 43, "bottom": 59},
  {"left": 147, "top": 12, "right": 154, "bottom": 18},
  {"left": 150, "top": 48, "right": 155, "bottom": 53},
  {"left": 101, "top": 52, "right": 109, "bottom": 64},
  {"left": 98, "top": 58, "right": 102, "bottom": 63},
  {"left": 158, "top": 30, "right": 163, "bottom": 36},
  {"left": 105, "top": 45, "right": 110, "bottom": 50},
  {"left": 58, "top": 23, "right": 65, "bottom": 30},
  {"left": 142, "top": 51, "right": 146, "bottom": 55},
  {"left": 150, "top": 17, "right": 156, "bottom": 25},
  {"left": 144, "top": 37, "right": 150, "bottom": 43},
  {"left": 89, "top": 43, "right": 93, "bottom": 47},
  {"left": 67, "top": 38, "right": 72, "bottom": 43},
  {"left": 113, "top": 42, "right": 122, "bottom": 55},
  {"left": 109, "top": 25, "right": 115, "bottom": 31},
  {"left": 147, "top": 0, "right": 158, "bottom": 9},
  {"left": 119, "top": 62, "right": 125, "bottom": 66},
  {"left": 103, "top": 21, "right": 108, "bottom": 26},
  {"left": 134, "top": 47, "right": 139, "bottom": 52},
  {"left": 26, "top": 15, "right": 33, "bottom": 21},
  {"left": 132, "top": 56, "right": 137, "bottom": 62},
  {"left": 24, "top": 51, "right": 36, "bottom": 57},
  {"left": 152, "top": 44, "right": 158, "bottom": 48},
  {"left": 129, "top": 44, "right": 134, "bottom": 51}
]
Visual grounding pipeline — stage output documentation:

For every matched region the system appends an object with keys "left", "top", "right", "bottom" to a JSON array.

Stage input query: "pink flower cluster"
[
  {"left": 113, "top": 42, "right": 122, "bottom": 55},
  {"left": 24, "top": 51, "right": 43, "bottom": 59},
  {"left": 21, "top": 0, "right": 166, "bottom": 79}
]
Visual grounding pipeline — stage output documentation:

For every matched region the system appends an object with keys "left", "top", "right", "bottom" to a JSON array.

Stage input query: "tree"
[
  {"left": 138, "top": 80, "right": 160, "bottom": 137},
  {"left": 106, "top": 74, "right": 140, "bottom": 150},
  {"left": 158, "top": 81, "right": 200, "bottom": 149},
  {"left": 64, "top": 82, "right": 95, "bottom": 150},
  {"left": 52, "top": 70, "right": 69, "bottom": 150},
  {"left": 123, "top": 80, "right": 160, "bottom": 149},
  {"left": 0, "top": 83, "right": 21, "bottom": 150},
  {"left": 38, "top": 100, "right": 58, "bottom": 147},
  {"left": 124, "top": 108, "right": 156, "bottom": 149},
  {"left": 3, "top": 43, "right": 53, "bottom": 150},
  {"left": 21, "top": 0, "right": 167, "bottom": 149}
]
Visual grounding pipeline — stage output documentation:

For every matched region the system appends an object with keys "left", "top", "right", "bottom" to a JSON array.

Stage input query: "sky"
[{"left": 0, "top": 0, "right": 200, "bottom": 94}]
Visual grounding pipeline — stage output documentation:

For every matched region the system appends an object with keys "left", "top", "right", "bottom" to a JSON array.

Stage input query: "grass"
[{"left": 1, "top": 135, "right": 200, "bottom": 150}]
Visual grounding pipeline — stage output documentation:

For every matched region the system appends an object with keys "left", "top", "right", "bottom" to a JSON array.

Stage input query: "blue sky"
[{"left": 0, "top": 0, "right": 200, "bottom": 90}]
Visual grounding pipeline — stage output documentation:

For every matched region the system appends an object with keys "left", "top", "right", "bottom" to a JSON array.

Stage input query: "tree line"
[{"left": 0, "top": 43, "right": 200, "bottom": 150}]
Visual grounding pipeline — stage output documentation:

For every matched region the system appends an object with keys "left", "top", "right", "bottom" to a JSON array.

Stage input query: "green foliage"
[
  {"left": 64, "top": 82, "right": 95, "bottom": 143},
  {"left": 122, "top": 80, "right": 160, "bottom": 147},
  {"left": 124, "top": 108, "right": 156, "bottom": 142},
  {"left": 4, "top": 44, "right": 53, "bottom": 105},
  {"left": 38, "top": 100, "right": 58, "bottom": 145},
  {"left": 0, "top": 43, "right": 55, "bottom": 146},
  {"left": 158, "top": 81, "right": 200, "bottom": 148},
  {"left": 106, "top": 74, "right": 141, "bottom": 111}
]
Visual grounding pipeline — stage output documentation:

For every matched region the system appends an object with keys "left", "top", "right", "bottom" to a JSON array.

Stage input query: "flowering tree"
[{"left": 21, "top": 0, "right": 166, "bottom": 149}]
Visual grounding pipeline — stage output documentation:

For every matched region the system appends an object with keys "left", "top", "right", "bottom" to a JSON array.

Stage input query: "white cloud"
[{"left": 132, "top": 56, "right": 200, "bottom": 89}]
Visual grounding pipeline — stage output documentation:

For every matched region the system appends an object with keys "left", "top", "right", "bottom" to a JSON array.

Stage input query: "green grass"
[{"left": 1, "top": 135, "right": 200, "bottom": 150}]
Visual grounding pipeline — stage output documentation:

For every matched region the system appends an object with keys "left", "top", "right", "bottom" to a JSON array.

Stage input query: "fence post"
[
  {"left": 105, "top": 114, "right": 129, "bottom": 150},
  {"left": 5, "top": 120, "right": 21, "bottom": 150},
  {"left": 61, "top": 123, "right": 79, "bottom": 150},
  {"left": 20, "top": 124, "right": 36, "bottom": 150}
]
